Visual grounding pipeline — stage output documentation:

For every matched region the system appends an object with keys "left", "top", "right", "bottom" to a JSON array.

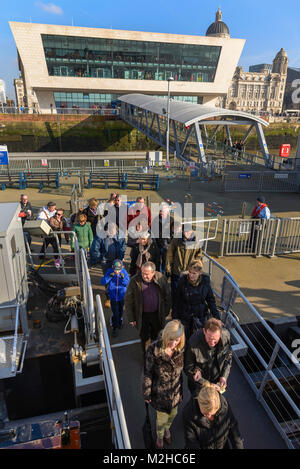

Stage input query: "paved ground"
[{"left": 1, "top": 170, "right": 299, "bottom": 322}]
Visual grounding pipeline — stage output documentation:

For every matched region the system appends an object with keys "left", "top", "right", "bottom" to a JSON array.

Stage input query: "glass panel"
[{"left": 42, "top": 34, "right": 221, "bottom": 82}]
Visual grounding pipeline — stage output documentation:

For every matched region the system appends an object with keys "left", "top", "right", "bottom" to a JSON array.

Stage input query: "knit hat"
[
  {"left": 112, "top": 259, "right": 123, "bottom": 271},
  {"left": 257, "top": 196, "right": 265, "bottom": 203}
]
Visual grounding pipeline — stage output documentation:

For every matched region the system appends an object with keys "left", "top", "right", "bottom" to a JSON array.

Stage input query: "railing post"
[
  {"left": 220, "top": 218, "right": 227, "bottom": 257},
  {"left": 269, "top": 218, "right": 281, "bottom": 258},
  {"left": 256, "top": 219, "right": 265, "bottom": 257},
  {"left": 257, "top": 343, "right": 280, "bottom": 400}
]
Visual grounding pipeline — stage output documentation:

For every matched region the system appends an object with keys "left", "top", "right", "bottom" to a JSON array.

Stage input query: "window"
[{"left": 42, "top": 34, "right": 221, "bottom": 83}]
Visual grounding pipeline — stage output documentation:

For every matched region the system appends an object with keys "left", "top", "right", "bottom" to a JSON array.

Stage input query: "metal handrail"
[
  {"left": 80, "top": 248, "right": 96, "bottom": 345},
  {"left": 205, "top": 253, "right": 300, "bottom": 448},
  {"left": 11, "top": 303, "right": 20, "bottom": 375},
  {"left": 95, "top": 295, "right": 131, "bottom": 449}
]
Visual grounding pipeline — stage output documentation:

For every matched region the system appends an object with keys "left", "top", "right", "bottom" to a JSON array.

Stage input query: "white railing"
[
  {"left": 203, "top": 251, "right": 300, "bottom": 449},
  {"left": 95, "top": 295, "right": 131, "bottom": 449},
  {"left": 220, "top": 218, "right": 300, "bottom": 257}
]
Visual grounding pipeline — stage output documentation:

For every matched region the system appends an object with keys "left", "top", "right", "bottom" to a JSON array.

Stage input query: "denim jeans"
[{"left": 110, "top": 300, "right": 124, "bottom": 329}]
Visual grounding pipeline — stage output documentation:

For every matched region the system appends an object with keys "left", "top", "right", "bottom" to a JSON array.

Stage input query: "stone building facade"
[
  {"left": 14, "top": 76, "right": 25, "bottom": 108},
  {"left": 219, "top": 48, "right": 288, "bottom": 115}
]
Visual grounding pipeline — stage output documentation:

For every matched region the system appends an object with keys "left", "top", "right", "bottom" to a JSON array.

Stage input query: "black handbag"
[{"left": 142, "top": 403, "right": 155, "bottom": 449}]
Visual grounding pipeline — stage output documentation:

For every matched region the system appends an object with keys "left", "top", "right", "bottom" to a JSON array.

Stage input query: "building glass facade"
[
  {"left": 42, "top": 34, "right": 221, "bottom": 83},
  {"left": 53, "top": 91, "right": 200, "bottom": 110}
]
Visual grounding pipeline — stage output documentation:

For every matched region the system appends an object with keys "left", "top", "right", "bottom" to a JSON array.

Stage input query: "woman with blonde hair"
[
  {"left": 183, "top": 381, "right": 244, "bottom": 449},
  {"left": 83, "top": 197, "right": 99, "bottom": 237},
  {"left": 143, "top": 320, "right": 185, "bottom": 449}
]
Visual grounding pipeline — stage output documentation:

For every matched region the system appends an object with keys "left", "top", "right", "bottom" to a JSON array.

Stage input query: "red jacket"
[{"left": 127, "top": 205, "right": 152, "bottom": 229}]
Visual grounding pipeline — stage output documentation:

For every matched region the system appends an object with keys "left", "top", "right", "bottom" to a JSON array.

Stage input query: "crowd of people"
[{"left": 18, "top": 192, "right": 245, "bottom": 450}]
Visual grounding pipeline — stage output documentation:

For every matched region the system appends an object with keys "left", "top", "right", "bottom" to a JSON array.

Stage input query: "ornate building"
[
  {"left": 14, "top": 76, "right": 25, "bottom": 108},
  {"left": 220, "top": 48, "right": 288, "bottom": 115}
]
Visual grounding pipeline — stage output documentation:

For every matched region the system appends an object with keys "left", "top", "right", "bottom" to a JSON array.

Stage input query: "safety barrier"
[
  {"left": 95, "top": 295, "right": 131, "bottom": 449},
  {"left": 223, "top": 171, "right": 300, "bottom": 193},
  {"left": 202, "top": 252, "right": 300, "bottom": 449},
  {"left": 25, "top": 230, "right": 81, "bottom": 284},
  {"left": 0, "top": 172, "right": 23, "bottom": 190},
  {"left": 220, "top": 217, "right": 300, "bottom": 257}
]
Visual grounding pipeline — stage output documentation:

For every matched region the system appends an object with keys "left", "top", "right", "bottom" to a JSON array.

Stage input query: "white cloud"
[{"left": 35, "top": 2, "right": 63, "bottom": 15}]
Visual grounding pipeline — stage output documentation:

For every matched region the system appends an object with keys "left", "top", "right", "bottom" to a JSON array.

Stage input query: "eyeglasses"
[{"left": 57, "top": 213, "right": 63, "bottom": 216}]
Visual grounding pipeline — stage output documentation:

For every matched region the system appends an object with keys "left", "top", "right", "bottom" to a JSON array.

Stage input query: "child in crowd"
[
  {"left": 71, "top": 213, "right": 94, "bottom": 255},
  {"left": 100, "top": 259, "right": 130, "bottom": 337}
]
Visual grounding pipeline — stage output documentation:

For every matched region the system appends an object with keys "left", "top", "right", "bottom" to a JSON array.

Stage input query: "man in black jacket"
[
  {"left": 184, "top": 318, "right": 232, "bottom": 396},
  {"left": 19, "top": 194, "right": 33, "bottom": 248}
]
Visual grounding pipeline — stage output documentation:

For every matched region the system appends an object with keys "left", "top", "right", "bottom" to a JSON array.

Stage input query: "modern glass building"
[{"left": 9, "top": 11, "right": 245, "bottom": 113}]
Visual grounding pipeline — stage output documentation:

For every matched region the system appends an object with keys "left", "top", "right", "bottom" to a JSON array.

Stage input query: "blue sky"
[{"left": 1, "top": 0, "right": 300, "bottom": 100}]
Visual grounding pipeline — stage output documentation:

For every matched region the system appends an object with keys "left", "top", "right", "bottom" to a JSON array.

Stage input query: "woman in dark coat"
[
  {"left": 172, "top": 260, "right": 220, "bottom": 340},
  {"left": 183, "top": 381, "right": 244, "bottom": 449},
  {"left": 83, "top": 198, "right": 99, "bottom": 237},
  {"left": 143, "top": 320, "right": 185, "bottom": 449},
  {"left": 129, "top": 232, "right": 160, "bottom": 276}
]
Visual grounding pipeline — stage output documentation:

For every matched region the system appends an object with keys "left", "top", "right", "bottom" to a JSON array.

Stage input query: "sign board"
[
  {"left": 279, "top": 144, "right": 291, "bottom": 158},
  {"left": 274, "top": 173, "right": 289, "bottom": 179},
  {"left": 189, "top": 162, "right": 196, "bottom": 169},
  {"left": 0, "top": 145, "right": 9, "bottom": 165},
  {"left": 104, "top": 160, "right": 110, "bottom": 167},
  {"left": 41, "top": 159, "right": 48, "bottom": 167},
  {"left": 239, "top": 173, "right": 252, "bottom": 179}
]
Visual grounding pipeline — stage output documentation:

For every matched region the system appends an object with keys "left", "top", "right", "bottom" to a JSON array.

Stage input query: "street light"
[{"left": 166, "top": 76, "right": 174, "bottom": 168}]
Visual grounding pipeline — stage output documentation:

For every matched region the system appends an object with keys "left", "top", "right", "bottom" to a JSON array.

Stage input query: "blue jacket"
[
  {"left": 90, "top": 234, "right": 126, "bottom": 266},
  {"left": 100, "top": 267, "right": 130, "bottom": 301}
]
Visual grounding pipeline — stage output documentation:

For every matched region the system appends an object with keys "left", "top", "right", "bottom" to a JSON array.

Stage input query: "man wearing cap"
[
  {"left": 125, "top": 261, "right": 171, "bottom": 353},
  {"left": 37, "top": 201, "right": 57, "bottom": 260},
  {"left": 37, "top": 201, "right": 57, "bottom": 221},
  {"left": 251, "top": 196, "right": 270, "bottom": 220},
  {"left": 100, "top": 259, "right": 130, "bottom": 337},
  {"left": 248, "top": 196, "right": 271, "bottom": 250}
]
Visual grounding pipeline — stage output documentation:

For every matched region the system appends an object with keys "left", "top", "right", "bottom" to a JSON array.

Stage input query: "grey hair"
[{"left": 141, "top": 261, "right": 156, "bottom": 272}]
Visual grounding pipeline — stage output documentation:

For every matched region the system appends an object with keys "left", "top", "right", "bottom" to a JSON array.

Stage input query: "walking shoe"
[{"left": 54, "top": 259, "right": 60, "bottom": 270}]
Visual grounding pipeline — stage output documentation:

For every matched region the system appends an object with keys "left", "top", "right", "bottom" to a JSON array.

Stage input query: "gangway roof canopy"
[
  {"left": 119, "top": 93, "right": 270, "bottom": 128},
  {"left": 119, "top": 93, "right": 270, "bottom": 166}
]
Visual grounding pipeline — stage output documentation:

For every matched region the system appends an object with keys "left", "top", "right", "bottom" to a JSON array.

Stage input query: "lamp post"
[{"left": 166, "top": 76, "right": 174, "bottom": 169}]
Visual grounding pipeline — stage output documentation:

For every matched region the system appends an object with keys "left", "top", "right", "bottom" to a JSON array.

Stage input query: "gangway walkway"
[
  {"left": 96, "top": 251, "right": 296, "bottom": 449},
  {"left": 119, "top": 94, "right": 271, "bottom": 170}
]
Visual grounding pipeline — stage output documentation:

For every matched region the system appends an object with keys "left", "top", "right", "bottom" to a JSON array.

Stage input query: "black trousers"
[
  {"left": 40, "top": 235, "right": 61, "bottom": 259},
  {"left": 140, "top": 311, "right": 161, "bottom": 352}
]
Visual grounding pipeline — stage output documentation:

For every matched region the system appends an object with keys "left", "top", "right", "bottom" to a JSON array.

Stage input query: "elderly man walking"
[{"left": 124, "top": 261, "right": 171, "bottom": 353}]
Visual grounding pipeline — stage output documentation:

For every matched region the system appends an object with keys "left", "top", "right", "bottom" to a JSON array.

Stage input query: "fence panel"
[
  {"left": 224, "top": 171, "right": 299, "bottom": 193},
  {"left": 276, "top": 218, "right": 300, "bottom": 254},
  {"left": 220, "top": 217, "right": 300, "bottom": 257},
  {"left": 223, "top": 171, "right": 262, "bottom": 192}
]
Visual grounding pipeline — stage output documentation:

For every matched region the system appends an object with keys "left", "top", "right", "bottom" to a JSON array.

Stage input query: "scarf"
[
  {"left": 89, "top": 207, "right": 97, "bottom": 216},
  {"left": 136, "top": 239, "right": 152, "bottom": 269}
]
